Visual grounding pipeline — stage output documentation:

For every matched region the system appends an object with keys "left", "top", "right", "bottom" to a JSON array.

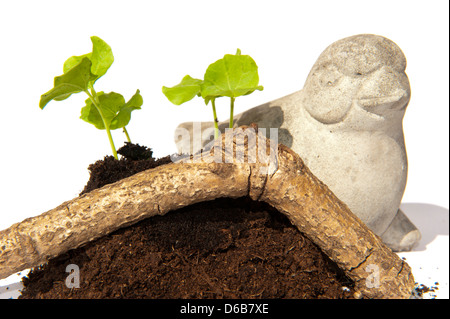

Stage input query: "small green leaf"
[
  {"left": 62, "top": 36, "right": 113, "bottom": 82},
  {"left": 40, "top": 57, "right": 96, "bottom": 109},
  {"left": 81, "top": 91, "right": 142, "bottom": 130},
  {"left": 201, "top": 50, "right": 263, "bottom": 101},
  {"left": 56, "top": 53, "right": 91, "bottom": 102},
  {"left": 80, "top": 92, "right": 125, "bottom": 130},
  {"left": 80, "top": 93, "right": 105, "bottom": 129},
  {"left": 110, "top": 90, "right": 143, "bottom": 130},
  {"left": 89, "top": 36, "right": 114, "bottom": 79},
  {"left": 162, "top": 75, "right": 203, "bottom": 105},
  {"left": 203, "top": 96, "right": 212, "bottom": 105},
  {"left": 63, "top": 53, "right": 91, "bottom": 74}
]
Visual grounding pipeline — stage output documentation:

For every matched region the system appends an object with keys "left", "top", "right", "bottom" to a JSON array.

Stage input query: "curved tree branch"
[{"left": 0, "top": 126, "right": 414, "bottom": 298}]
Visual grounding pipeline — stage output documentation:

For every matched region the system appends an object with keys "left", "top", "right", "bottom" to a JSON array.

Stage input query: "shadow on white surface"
[
  {"left": 400, "top": 203, "right": 449, "bottom": 252},
  {"left": 398, "top": 203, "right": 449, "bottom": 299}
]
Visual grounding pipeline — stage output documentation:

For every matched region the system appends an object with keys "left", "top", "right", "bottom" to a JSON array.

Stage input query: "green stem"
[
  {"left": 123, "top": 127, "right": 131, "bottom": 143},
  {"left": 104, "top": 123, "right": 118, "bottom": 160},
  {"left": 211, "top": 98, "right": 219, "bottom": 139},
  {"left": 229, "top": 97, "right": 235, "bottom": 128},
  {"left": 85, "top": 90, "right": 118, "bottom": 160}
]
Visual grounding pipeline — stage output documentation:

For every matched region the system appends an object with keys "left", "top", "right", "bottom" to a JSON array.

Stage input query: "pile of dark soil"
[
  {"left": 80, "top": 143, "right": 172, "bottom": 195},
  {"left": 19, "top": 144, "right": 355, "bottom": 299}
]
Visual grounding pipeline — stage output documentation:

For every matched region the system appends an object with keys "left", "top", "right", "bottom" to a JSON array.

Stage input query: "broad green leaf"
[
  {"left": 55, "top": 52, "right": 92, "bottom": 102},
  {"left": 62, "top": 36, "right": 113, "bottom": 81},
  {"left": 110, "top": 90, "right": 143, "bottom": 130},
  {"left": 80, "top": 92, "right": 125, "bottom": 130},
  {"left": 40, "top": 57, "right": 96, "bottom": 109},
  {"left": 63, "top": 53, "right": 91, "bottom": 74},
  {"left": 201, "top": 50, "right": 263, "bottom": 101},
  {"left": 162, "top": 75, "right": 203, "bottom": 105},
  {"left": 80, "top": 90, "right": 142, "bottom": 130},
  {"left": 80, "top": 94, "right": 105, "bottom": 129},
  {"left": 89, "top": 36, "right": 114, "bottom": 79}
]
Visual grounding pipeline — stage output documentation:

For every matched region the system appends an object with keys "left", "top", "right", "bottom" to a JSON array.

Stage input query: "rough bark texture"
[{"left": 0, "top": 126, "right": 414, "bottom": 298}]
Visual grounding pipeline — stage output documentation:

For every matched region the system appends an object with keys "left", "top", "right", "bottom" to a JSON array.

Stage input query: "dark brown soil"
[
  {"left": 80, "top": 142, "right": 172, "bottom": 196},
  {"left": 19, "top": 144, "right": 355, "bottom": 299}
]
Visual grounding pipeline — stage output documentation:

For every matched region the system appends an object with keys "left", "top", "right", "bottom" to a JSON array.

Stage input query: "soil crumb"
[{"left": 412, "top": 283, "right": 440, "bottom": 299}]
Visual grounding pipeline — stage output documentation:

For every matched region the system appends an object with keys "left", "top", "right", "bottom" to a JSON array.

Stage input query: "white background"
[{"left": 0, "top": 0, "right": 448, "bottom": 298}]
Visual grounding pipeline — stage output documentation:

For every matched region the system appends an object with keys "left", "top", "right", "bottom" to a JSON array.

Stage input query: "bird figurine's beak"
[
  {"left": 356, "top": 66, "right": 410, "bottom": 116},
  {"left": 357, "top": 89, "right": 409, "bottom": 112}
]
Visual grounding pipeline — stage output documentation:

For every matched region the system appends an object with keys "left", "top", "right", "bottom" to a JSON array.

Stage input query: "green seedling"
[
  {"left": 162, "top": 49, "right": 263, "bottom": 139},
  {"left": 39, "top": 36, "right": 143, "bottom": 159}
]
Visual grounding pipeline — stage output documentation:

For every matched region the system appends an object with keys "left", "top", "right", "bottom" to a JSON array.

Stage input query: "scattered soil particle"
[
  {"left": 19, "top": 143, "right": 356, "bottom": 299},
  {"left": 412, "top": 282, "right": 440, "bottom": 299}
]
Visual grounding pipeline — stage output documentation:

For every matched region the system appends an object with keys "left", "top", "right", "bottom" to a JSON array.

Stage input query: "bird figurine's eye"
[{"left": 318, "top": 64, "right": 342, "bottom": 87}]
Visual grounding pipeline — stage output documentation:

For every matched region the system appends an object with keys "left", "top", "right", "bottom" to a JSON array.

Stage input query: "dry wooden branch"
[{"left": 0, "top": 126, "right": 415, "bottom": 298}]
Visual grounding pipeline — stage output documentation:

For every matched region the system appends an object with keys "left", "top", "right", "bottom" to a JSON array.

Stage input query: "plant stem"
[
  {"left": 85, "top": 90, "right": 118, "bottom": 160},
  {"left": 211, "top": 98, "right": 219, "bottom": 139},
  {"left": 123, "top": 127, "right": 131, "bottom": 143},
  {"left": 229, "top": 97, "right": 235, "bottom": 128},
  {"left": 104, "top": 123, "right": 118, "bottom": 160}
]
